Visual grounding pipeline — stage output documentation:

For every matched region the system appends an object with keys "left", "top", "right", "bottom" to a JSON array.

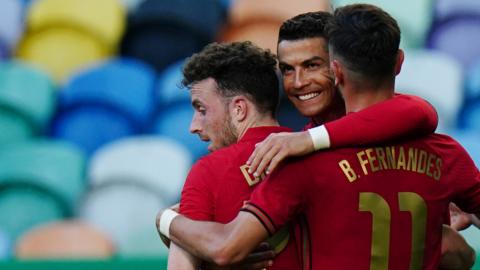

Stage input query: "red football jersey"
[
  {"left": 180, "top": 126, "right": 301, "bottom": 270},
  {"left": 305, "top": 94, "right": 438, "bottom": 147},
  {"left": 244, "top": 134, "right": 480, "bottom": 270}
]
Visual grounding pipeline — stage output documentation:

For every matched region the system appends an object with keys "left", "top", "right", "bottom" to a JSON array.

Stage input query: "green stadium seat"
[
  {"left": 0, "top": 109, "right": 33, "bottom": 144},
  {"left": 0, "top": 140, "right": 87, "bottom": 213},
  {"left": 333, "top": 0, "right": 434, "bottom": 48}
]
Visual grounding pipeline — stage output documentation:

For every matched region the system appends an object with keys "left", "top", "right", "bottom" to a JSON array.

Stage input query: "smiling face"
[
  {"left": 278, "top": 37, "right": 336, "bottom": 119},
  {"left": 189, "top": 78, "right": 238, "bottom": 152}
]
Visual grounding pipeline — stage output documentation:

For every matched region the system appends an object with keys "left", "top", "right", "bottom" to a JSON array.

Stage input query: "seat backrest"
[
  {"left": 156, "top": 59, "right": 190, "bottom": 106},
  {"left": 333, "top": 0, "right": 434, "bottom": 48},
  {"left": 80, "top": 184, "right": 168, "bottom": 257},
  {"left": 88, "top": 136, "right": 192, "bottom": 204},
  {"left": 15, "top": 220, "right": 115, "bottom": 259},
  {"left": 434, "top": 0, "right": 480, "bottom": 21},
  {"left": 396, "top": 50, "right": 463, "bottom": 132}
]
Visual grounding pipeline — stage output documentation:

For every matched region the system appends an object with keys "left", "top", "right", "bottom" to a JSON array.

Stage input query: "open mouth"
[{"left": 297, "top": 92, "right": 320, "bottom": 101}]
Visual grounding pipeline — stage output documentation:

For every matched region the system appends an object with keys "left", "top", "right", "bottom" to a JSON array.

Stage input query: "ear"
[
  {"left": 394, "top": 49, "right": 404, "bottom": 75},
  {"left": 230, "top": 96, "right": 248, "bottom": 122},
  {"left": 330, "top": 60, "right": 344, "bottom": 87}
]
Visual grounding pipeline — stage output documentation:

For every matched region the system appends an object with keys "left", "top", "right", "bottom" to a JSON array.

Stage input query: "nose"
[
  {"left": 293, "top": 69, "right": 308, "bottom": 89},
  {"left": 189, "top": 112, "right": 201, "bottom": 134}
]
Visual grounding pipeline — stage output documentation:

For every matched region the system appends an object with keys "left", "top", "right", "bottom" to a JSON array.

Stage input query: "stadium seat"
[
  {"left": 434, "top": 0, "right": 480, "bottom": 21},
  {"left": 333, "top": 0, "right": 434, "bottom": 48},
  {"left": 15, "top": 221, "right": 115, "bottom": 259},
  {"left": 88, "top": 136, "right": 192, "bottom": 204},
  {"left": 17, "top": 0, "right": 125, "bottom": 82},
  {"left": 61, "top": 58, "right": 157, "bottom": 128},
  {"left": 150, "top": 101, "right": 209, "bottom": 161},
  {"left": 120, "top": 0, "right": 224, "bottom": 72},
  {"left": 0, "top": 61, "right": 56, "bottom": 135},
  {"left": 51, "top": 106, "right": 137, "bottom": 156},
  {"left": 0, "top": 229, "right": 9, "bottom": 260},
  {"left": 450, "top": 130, "right": 480, "bottom": 166},
  {"left": 221, "top": 0, "right": 330, "bottom": 52},
  {"left": 228, "top": 0, "right": 330, "bottom": 26},
  {"left": 465, "top": 59, "right": 480, "bottom": 100},
  {"left": 396, "top": 50, "right": 463, "bottom": 132},
  {"left": 156, "top": 59, "right": 190, "bottom": 106},
  {"left": 0, "top": 110, "right": 33, "bottom": 145},
  {"left": 80, "top": 184, "right": 168, "bottom": 257},
  {"left": 51, "top": 58, "right": 156, "bottom": 155},
  {"left": 459, "top": 101, "right": 480, "bottom": 132},
  {"left": 427, "top": 15, "right": 480, "bottom": 69},
  {"left": 0, "top": 187, "right": 65, "bottom": 242},
  {"left": 0, "top": 140, "right": 86, "bottom": 213},
  {"left": 219, "top": 22, "right": 283, "bottom": 54},
  {"left": 0, "top": 0, "right": 23, "bottom": 57},
  {"left": 26, "top": 0, "right": 125, "bottom": 50}
]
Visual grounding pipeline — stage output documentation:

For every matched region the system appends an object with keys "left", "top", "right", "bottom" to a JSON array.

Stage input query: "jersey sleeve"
[
  {"left": 323, "top": 93, "right": 438, "bottom": 148},
  {"left": 241, "top": 159, "right": 309, "bottom": 235},
  {"left": 179, "top": 158, "right": 215, "bottom": 221}
]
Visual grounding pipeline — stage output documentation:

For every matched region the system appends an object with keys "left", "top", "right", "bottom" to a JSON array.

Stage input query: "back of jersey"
[{"left": 300, "top": 133, "right": 480, "bottom": 270}]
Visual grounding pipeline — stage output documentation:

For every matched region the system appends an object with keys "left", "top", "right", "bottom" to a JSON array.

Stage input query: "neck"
[
  {"left": 341, "top": 84, "right": 394, "bottom": 113},
  {"left": 312, "top": 91, "right": 345, "bottom": 124},
  {"left": 236, "top": 115, "right": 279, "bottom": 141}
]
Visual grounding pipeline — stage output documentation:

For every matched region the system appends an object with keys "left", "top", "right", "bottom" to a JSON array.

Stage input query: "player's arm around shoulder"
[{"left": 158, "top": 208, "right": 269, "bottom": 267}]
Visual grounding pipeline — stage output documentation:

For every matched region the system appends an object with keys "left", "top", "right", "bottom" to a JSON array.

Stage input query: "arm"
[
  {"left": 168, "top": 243, "right": 200, "bottom": 270},
  {"left": 161, "top": 211, "right": 269, "bottom": 266},
  {"left": 439, "top": 225, "right": 476, "bottom": 270},
  {"left": 247, "top": 94, "right": 437, "bottom": 176}
]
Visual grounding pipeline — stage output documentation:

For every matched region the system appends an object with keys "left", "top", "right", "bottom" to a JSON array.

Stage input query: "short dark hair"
[
  {"left": 182, "top": 41, "right": 279, "bottom": 117},
  {"left": 278, "top": 11, "right": 333, "bottom": 43},
  {"left": 328, "top": 4, "right": 401, "bottom": 79}
]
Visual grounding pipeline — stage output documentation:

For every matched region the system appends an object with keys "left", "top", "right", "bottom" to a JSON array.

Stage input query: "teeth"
[{"left": 298, "top": 92, "right": 320, "bottom": 101}]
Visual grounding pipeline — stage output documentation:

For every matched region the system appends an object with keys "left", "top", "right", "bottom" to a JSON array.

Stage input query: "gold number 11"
[{"left": 359, "top": 192, "right": 427, "bottom": 270}]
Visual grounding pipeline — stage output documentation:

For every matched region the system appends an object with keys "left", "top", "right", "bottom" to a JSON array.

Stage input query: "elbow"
[{"left": 209, "top": 242, "right": 245, "bottom": 266}]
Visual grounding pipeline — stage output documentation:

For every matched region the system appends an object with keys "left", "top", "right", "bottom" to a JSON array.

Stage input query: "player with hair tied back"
[{"left": 158, "top": 4, "right": 478, "bottom": 270}]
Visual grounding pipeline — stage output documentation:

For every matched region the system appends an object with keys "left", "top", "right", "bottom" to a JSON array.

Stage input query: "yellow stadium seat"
[
  {"left": 17, "top": 28, "right": 109, "bottom": 83},
  {"left": 27, "top": 0, "right": 125, "bottom": 48},
  {"left": 15, "top": 221, "right": 115, "bottom": 259}
]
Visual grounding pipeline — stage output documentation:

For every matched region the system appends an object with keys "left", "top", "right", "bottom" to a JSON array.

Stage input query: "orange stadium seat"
[{"left": 15, "top": 221, "right": 115, "bottom": 259}]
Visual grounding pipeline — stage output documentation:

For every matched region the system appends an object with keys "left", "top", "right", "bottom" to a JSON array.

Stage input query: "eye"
[
  {"left": 280, "top": 65, "right": 294, "bottom": 75},
  {"left": 306, "top": 62, "right": 320, "bottom": 69}
]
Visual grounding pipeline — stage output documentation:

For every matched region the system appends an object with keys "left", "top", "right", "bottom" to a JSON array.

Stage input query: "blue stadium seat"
[
  {"left": 52, "top": 58, "right": 157, "bottom": 155},
  {"left": 396, "top": 50, "right": 463, "bottom": 132},
  {"left": 459, "top": 100, "right": 480, "bottom": 132},
  {"left": 434, "top": 0, "right": 480, "bottom": 21},
  {"left": 0, "top": 229, "right": 9, "bottom": 260},
  {"left": 156, "top": 59, "right": 190, "bottom": 106},
  {"left": 427, "top": 15, "right": 480, "bottom": 69},
  {"left": 450, "top": 130, "right": 480, "bottom": 166},
  {"left": 51, "top": 106, "right": 137, "bottom": 156},
  {"left": 0, "top": 0, "right": 23, "bottom": 57},
  {"left": 465, "top": 59, "right": 480, "bottom": 100},
  {"left": 150, "top": 101, "right": 209, "bottom": 161},
  {"left": 61, "top": 58, "right": 157, "bottom": 127},
  {"left": 333, "top": 0, "right": 434, "bottom": 48},
  {"left": 88, "top": 136, "right": 192, "bottom": 204},
  {"left": 0, "top": 61, "right": 56, "bottom": 143},
  {"left": 120, "top": 0, "right": 224, "bottom": 72}
]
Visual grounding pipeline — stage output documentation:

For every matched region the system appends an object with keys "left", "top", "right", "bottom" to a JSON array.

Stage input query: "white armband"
[
  {"left": 308, "top": 125, "right": 331, "bottom": 150},
  {"left": 159, "top": 209, "right": 179, "bottom": 238}
]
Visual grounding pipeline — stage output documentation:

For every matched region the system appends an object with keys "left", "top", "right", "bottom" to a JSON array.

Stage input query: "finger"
[
  {"left": 243, "top": 250, "right": 276, "bottom": 264},
  {"left": 248, "top": 141, "right": 273, "bottom": 175},
  {"left": 247, "top": 142, "right": 262, "bottom": 166},
  {"left": 254, "top": 146, "right": 281, "bottom": 177},
  {"left": 265, "top": 149, "right": 288, "bottom": 175},
  {"left": 253, "top": 242, "right": 271, "bottom": 252}
]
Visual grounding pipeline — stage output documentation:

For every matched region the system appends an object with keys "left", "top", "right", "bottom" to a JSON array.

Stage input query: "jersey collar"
[{"left": 239, "top": 126, "right": 292, "bottom": 143}]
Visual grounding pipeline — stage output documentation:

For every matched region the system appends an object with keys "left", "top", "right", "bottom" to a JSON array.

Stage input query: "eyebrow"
[{"left": 279, "top": 56, "right": 327, "bottom": 67}]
